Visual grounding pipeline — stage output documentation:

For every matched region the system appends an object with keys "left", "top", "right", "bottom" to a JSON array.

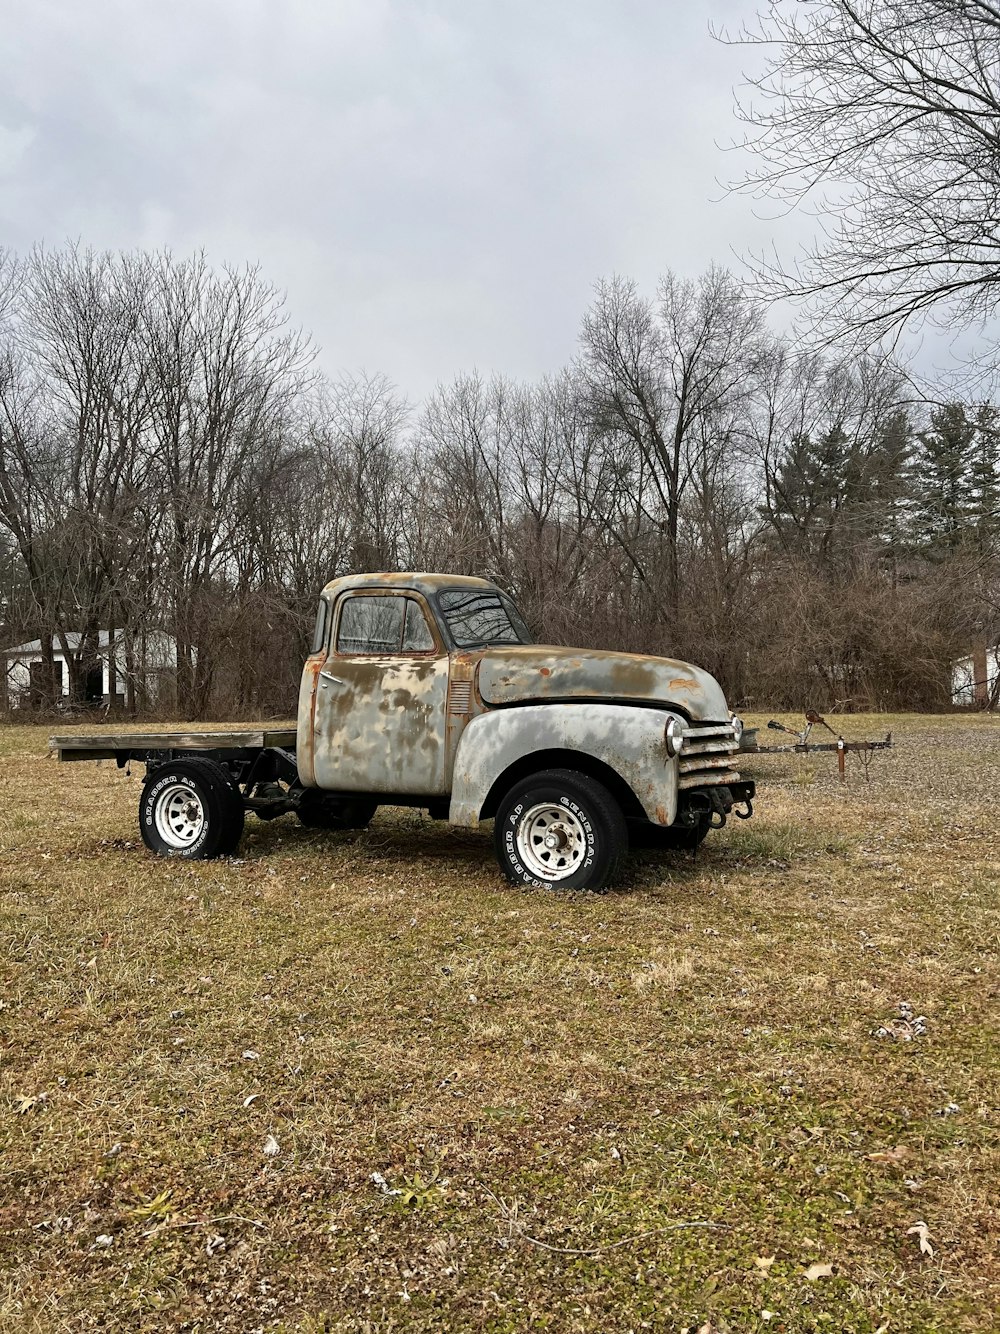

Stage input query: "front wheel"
[
  {"left": 139, "top": 758, "right": 245, "bottom": 860},
  {"left": 494, "top": 769, "right": 627, "bottom": 892}
]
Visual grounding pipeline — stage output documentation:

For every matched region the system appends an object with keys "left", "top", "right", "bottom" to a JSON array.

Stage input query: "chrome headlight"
[{"left": 664, "top": 715, "right": 684, "bottom": 758}]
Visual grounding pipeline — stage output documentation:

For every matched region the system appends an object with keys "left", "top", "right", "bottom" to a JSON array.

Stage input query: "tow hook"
[
  {"left": 706, "top": 790, "right": 728, "bottom": 829},
  {"left": 734, "top": 798, "right": 754, "bottom": 820}
]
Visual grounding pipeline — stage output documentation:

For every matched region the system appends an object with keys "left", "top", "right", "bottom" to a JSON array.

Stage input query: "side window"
[
  {"left": 337, "top": 596, "right": 405, "bottom": 654},
  {"left": 310, "top": 597, "right": 330, "bottom": 654},
  {"left": 402, "top": 599, "right": 435, "bottom": 652}
]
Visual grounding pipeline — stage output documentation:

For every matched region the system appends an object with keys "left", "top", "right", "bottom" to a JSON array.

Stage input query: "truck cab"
[
  {"left": 51, "top": 572, "right": 753, "bottom": 891},
  {"left": 294, "top": 573, "right": 753, "bottom": 889}
]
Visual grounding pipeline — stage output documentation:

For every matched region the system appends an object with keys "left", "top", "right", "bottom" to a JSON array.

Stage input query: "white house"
[
  {"left": 2, "top": 629, "right": 180, "bottom": 709},
  {"left": 951, "top": 643, "right": 1000, "bottom": 708}
]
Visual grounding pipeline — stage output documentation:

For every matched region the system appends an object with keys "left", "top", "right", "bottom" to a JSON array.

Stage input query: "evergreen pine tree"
[
  {"left": 968, "top": 403, "right": 1000, "bottom": 553},
  {"left": 911, "top": 404, "right": 975, "bottom": 556}
]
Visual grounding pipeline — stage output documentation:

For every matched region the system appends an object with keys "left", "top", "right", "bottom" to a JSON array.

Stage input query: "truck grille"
[{"left": 678, "top": 722, "right": 741, "bottom": 790}]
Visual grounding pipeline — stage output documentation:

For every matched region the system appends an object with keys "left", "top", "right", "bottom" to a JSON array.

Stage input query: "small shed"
[{"left": 2, "top": 630, "right": 180, "bottom": 709}]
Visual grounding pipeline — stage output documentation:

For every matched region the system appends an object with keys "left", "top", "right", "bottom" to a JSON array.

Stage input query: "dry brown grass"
[{"left": 1, "top": 715, "right": 998, "bottom": 1332}]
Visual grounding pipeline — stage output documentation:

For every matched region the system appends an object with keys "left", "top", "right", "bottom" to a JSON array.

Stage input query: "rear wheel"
[
  {"left": 494, "top": 769, "right": 627, "bottom": 892},
  {"left": 139, "top": 758, "right": 245, "bottom": 860},
  {"left": 296, "top": 791, "right": 378, "bottom": 831}
]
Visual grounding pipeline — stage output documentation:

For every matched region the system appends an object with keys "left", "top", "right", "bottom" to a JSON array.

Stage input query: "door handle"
[{"left": 319, "top": 668, "right": 345, "bottom": 688}]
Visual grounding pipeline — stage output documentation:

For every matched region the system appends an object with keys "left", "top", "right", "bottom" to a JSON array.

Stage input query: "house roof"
[
  {"left": 952, "top": 646, "right": 1000, "bottom": 667},
  {"left": 3, "top": 630, "right": 121, "bottom": 657}
]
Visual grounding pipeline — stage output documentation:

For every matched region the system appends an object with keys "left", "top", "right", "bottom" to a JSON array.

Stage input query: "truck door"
[{"left": 312, "top": 590, "right": 450, "bottom": 795}]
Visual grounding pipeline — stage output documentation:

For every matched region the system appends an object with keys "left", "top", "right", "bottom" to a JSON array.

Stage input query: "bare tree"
[
  {"left": 0, "top": 247, "right": 159, "bottom": 706},
  {"left": 723, "top": 1, "right": 1000, "bottom": 357},
  {"left": 579, "top": 267, "right": 765, "bottom": 623},
  {"left": 319, "top": 371, "right": 408, "bottom": 573},
  {"left": 142, "top": 254, "right": 315, "bottom": 715}
]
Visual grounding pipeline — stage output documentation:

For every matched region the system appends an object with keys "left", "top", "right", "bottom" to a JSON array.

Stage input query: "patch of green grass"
[{"left": 0, "top": 717, "right": 998, "bottom": 1331}]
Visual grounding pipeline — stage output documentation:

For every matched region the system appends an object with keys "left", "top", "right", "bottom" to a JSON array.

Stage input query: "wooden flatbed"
[{"left": 49, "top": 728, "right": 298, "bottom": 763}]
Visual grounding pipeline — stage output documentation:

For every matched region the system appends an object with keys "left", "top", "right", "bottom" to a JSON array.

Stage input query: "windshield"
[{"left": 436, "top": 587, "right": 532, "bottom": 648}]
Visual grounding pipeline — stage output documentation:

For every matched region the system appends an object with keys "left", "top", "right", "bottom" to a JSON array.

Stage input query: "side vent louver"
[{"left": 448, "top": 680, "right": 473, "bottom": 715}]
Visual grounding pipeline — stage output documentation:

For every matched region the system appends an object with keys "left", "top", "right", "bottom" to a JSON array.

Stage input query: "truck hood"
[{"left": 475, "top": 644, "right": 729, "bottom": 721}]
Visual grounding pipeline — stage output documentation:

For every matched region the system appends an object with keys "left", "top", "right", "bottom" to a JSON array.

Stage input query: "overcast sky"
[{"left": 3, "top": 0, "right": 823, "bottom": 401}]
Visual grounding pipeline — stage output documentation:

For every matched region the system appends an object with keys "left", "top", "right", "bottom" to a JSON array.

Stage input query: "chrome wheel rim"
[
  {"left": 154, "top": 782, "right": 205, "bottom": 850},
  {"left": 516, "top": 802, "right": 587, "bottom": 881}
]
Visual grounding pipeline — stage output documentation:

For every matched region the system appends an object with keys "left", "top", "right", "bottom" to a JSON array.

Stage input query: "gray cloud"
[{"left": 2, "top": 0, "right": 823, "bottom": 400}]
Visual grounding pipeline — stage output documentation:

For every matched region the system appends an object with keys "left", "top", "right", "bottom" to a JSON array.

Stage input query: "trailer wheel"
[
  {"left": 140, "top": 758, "right": 245, "bottom": 860},
  {"left": 494, "top": 769, "right": 627, "bottom": 892},
  {"left": 296, "top": 791, "right": 378, "bottom": 831}
]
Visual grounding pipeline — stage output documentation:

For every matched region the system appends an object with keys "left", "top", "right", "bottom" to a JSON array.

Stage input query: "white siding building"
[
  {"left": 2, "top": 630, "right": 180, "bottom": 708},
  {"left": 951, "top": 644, "right": 999, "bottom": 708}
]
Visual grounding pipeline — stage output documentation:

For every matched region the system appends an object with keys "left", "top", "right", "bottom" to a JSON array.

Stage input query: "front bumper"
[{"left": 676, "top": 778, "right": 755, "bottom": 828}]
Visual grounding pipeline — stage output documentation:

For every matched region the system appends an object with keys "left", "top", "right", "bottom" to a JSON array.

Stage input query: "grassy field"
[{"left": 1, "top": 715, "right": 998, "bottom": 1333}]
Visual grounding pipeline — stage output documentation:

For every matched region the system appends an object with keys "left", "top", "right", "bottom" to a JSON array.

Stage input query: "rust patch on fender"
[{"left": 668, "top": 677, "right": 698, "bottom": 692}]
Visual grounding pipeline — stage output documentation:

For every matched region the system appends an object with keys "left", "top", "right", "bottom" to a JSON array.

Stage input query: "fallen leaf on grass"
[
  {"left": 867, "top": 1145, "right": 910, "bottom": 1164},
  {"left": 804, "top": 1262, "right": 836, "bottom": 1280},
  {"left": 907, "top": 1221, "right": 934, "bottom": 1257},
  {"left": 242, "top": 1050, "right": 260, "bottom": 1061},
  {"left": 262, "top": 1134, "right": 280, "bottom": 1157},
  {"left": 205, "top": 1233, "right": 226, "bottom": 1256},
  {"left": 15, "top": 1093, "right": 46, "bottom": 1115},
  {"left": 753, "top": 1255, "right": 775, "bottom": 1273},
  {"left": 243, "top": 1094, "right": 260, "bottom": 1108}
]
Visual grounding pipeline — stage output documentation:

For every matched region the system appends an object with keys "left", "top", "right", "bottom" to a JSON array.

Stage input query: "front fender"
[{"left": 449, "top": 703, "right": 680, "bottom": 828}]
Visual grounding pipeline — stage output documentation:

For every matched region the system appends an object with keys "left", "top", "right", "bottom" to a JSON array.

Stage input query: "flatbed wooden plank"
[{"left": 49, "top": 728, "right": 297, "bottom": 761}]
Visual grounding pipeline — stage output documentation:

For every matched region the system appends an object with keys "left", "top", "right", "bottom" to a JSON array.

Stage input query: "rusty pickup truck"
[{"left": 50, "top": 573, "right": 754, "bottom": 891}]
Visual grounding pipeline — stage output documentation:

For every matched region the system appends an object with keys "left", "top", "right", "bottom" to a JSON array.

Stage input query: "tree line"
[{"left": 0, "top": 245, "right": 996, "bottom": 718}]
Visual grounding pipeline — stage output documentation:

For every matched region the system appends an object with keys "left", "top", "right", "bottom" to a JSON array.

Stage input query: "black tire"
[
  {"left": 631, "top": 813, "right": 711, "bottom": 852},
  {"left": 494, "top": 769, "right": 628, "bottom": 892},
  {"left": 139, "top": 757, "right": 245, "bottom": 860},
  {"left": 296, "top": 791, "right": 378, "bottom": 831}
]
